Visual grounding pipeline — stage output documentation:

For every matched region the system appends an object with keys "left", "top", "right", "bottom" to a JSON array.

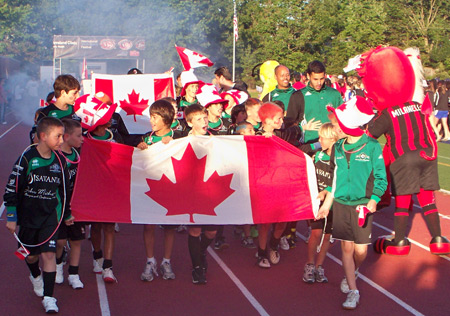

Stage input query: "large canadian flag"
[
  {"left": 91, "top": 73, "right": 175, "bottom": 134},
  {"left": 71, "top": 136, "right": 319, "bottom": 224}
]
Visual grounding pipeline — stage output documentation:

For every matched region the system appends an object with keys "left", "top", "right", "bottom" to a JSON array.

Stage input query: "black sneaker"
[
  {"left": 192, "top": 266, "right": 206, "bottom": 285},
  {"left": 214, "top": 238, "right": 229, "bottom": 250}
]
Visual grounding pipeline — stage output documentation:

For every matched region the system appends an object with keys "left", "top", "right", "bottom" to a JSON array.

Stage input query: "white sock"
[
  {"left": 147, "top": 257, "right": 156, "bottom": 265},
  {"left": 162, "top": 258, "right": 170, "bottom": 264}
]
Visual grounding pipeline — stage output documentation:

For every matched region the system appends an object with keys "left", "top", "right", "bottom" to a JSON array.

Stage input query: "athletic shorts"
[
  {"left": 57, "top": 222, "right": 86, "bottom": 241},
  {"left": 309, "top": 209, "right": 333, "bottom": 234},
  {"left": 390, "top": 150, "right": 440, "bottom": 196},
  {"left": 434, "top": 110, "right": 448, "bottom": 119},
  {"left": 332, "top": 202, "right": 373, "bottom": 245},
  {"left": 18, "top": 226, "right": 59, "bottom": 256}
]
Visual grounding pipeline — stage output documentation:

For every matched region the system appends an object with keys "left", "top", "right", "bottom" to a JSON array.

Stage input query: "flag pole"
[{"left": 232, "top": 0, "right": 236, "bottom": 82}]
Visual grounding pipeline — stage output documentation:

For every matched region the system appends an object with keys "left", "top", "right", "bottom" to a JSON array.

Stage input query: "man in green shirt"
[{"left": 262, "top": 65, "right": 298, "bottom": 113}]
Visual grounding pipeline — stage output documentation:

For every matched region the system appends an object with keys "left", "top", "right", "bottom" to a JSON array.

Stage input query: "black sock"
[
  {"left": 188, "top": 235, "right": 202, "bottom": 268},
  {"left": 103, "top": 259, "right": 113, "bottom": 269},
  {"left": 43, "top": 271, "right": 56, "bottom": 297},
  {"left": 215, "top": 226, "right": 224, "bottom": 242},
  {"left": 93, "top": 250, "right": 103, "bottom": 260},
  {"left": 26, "top": 260, "right": 41, "bottom": 278},
  {"left": 269, "top": 234, "right": 280, "bottom": 250},
  {"left": 258, "top": 247, "right": 266, "bottom": 257},
  {"left": 200, "top": 234, "right": 214, "bottom": 254},
  {"left": 394, "top": 208, "right": 409, "bottom": 243},
  {"left": 424, "top": 212, "right": 441, "bottom": 238},
  {"left": 68, "top": 265, "right": 79, "bottom": 275},
  {"left": 56, "top": 255, "right": 63, "bottom": 265}
]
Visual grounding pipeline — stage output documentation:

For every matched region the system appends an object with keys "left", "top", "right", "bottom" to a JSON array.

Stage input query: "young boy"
[
  {"left": 137, "top": 99, "right": 183, "bottom": 282},
  {"left": 244, "top": 98, "right": 262, "bottom": 132},
  {"left": 55, "top": 119, "right": 84, "bottom": 289},
  {"left": 183, "top": 104, "right": 218, "bottom": 284},
  {"left": 4, "top": 117, "right": 74, "bottom": 313},
  {"left": 318, "top": 97, "right": 387, "bottom": 310},
  {"left": 31, "top": 75, "right": 81, "bottom": 143},
  {"left": 76, "top": 94, "right": 122, "bottom": 283},
  {"left": 303, "top": 123, "right": 338, "bottom": 284}
]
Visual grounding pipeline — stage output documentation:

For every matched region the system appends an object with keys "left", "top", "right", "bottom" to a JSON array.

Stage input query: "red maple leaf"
[
  {"left": 119, "top": 89, "right": 149, "bottom": 121},
  {"left": 145, "top": 143, "right": 235, "bottom": 223}
]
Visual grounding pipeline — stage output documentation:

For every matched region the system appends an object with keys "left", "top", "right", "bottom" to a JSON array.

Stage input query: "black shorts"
[
  {"left": 332, "top": 202, "right": 373, "bottom": 244},
  {"left": 57, "top": 222, "right": 86, "bottom": 241},
  {"left": 18, "top": 226, "right": 58, "bottom": 256},
  {"left": 309, "top": 209, "right": 333, "bottom": 234},
  {"left": 390, "top": 150, "right": 440, "bottom": 196}
]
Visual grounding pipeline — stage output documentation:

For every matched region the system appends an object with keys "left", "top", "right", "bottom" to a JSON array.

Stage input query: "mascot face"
[
  {"left": 357, "top": 46, "right": 415, "bottom": 111},
  {"left": 259, "top": 60, "right": 279, "bottom": 100}
]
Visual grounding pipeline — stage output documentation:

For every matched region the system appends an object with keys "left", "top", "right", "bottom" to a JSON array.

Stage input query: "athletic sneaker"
[
  {"left": 160, "top": 262, "right": 175, "bottom": 280},
  {"left": 102, "top": 268, "right": 117, "bottom": 283},
  {"left": 176, "top": 225, "right": 187, "bottom": 233},
  {"left": 201, "top": 252, "right": 208, "bottom": 272},
  {"left": 268, "top": 248, "right": 280, "bottom": 265},
  {"left": 257, "top": 256, "right": 271, "bottom": 268},
  {"left": 342, "top": 290, "right": 360, "bottom": 310},
  {"left": 315, "top": 265, "right": 328, "bottom": 283},
  {"left": 287, "top": 236, "right": 297, "bottom": 248},
  {"left": 280, "top": 236, "right": 290, "bottom": 251},
  {"left": 340, "top": 270, "right": 359, "bottom": 294},
  {"left": 55, "top": 263, "right": 64, "bottom": 284},
  {"left": 42, "top": 296, "right": 59, "bottom": 314},
  {"left": 114, "top": 223, "right": 120, "bottom": 233},
  {"left": 93, "top": 258, "right": 103, "bottom": 274},
  {"left": 192, "top": 266, "right": 206, "bottom": 284},
  {"left": 302, "top": 263, "right": 315, "bottom": 283},
  {"left": 30, "top": 274, "right": 44, "bottom": 297},
  {"left": 141, "top": 261, "right": 158, "bottom": 282},
  {"left": 241, "top": 236, "right": 256, "bottom": 249},
  {"left": 214, "top": 238, "right": 229, "bottom": 250},
  {"left": 68, "top": 274, "right": 84, "bottom": 289}
]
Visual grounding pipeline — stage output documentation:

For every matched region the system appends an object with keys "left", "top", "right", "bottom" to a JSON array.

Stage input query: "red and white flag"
[
  {"left": 71, "top": 136, "right": 319, "bottom": 224},
  {"left": 81, "top": 57, "right": 88, "bottom": 80},
  {"left": 91, "top": 73, "right": 175, "bottom": 134},
  {"left": 233, "top": 2, "right": 239, "bottom": 42},
  {"left": 175, "top": 45, "right": 214, "bottom": 71}
]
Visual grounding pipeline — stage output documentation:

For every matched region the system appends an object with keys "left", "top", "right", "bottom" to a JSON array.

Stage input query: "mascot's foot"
[
  {"left": 373, "top": 236, "right": 411, "bottom": 255},
  {"left": 429, "top": 236, "right": 450, "bottom": 255}
]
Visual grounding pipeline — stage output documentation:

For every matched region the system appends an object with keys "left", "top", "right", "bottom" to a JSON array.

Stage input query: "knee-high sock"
[
  {"left": 43, "top": 271, "right": 56, "bottom": 297},
  {"left": 417, "top": 189, "right": 441, "bottom": 238},
  {"left": 200, "top": 233, "right": 214, "bottom": 254},
  {"left": 394, "top": 195, "right": 411, "bottom": 242},
  {"left": 188, "top": 235, "right": 201, "bottom": 268}
]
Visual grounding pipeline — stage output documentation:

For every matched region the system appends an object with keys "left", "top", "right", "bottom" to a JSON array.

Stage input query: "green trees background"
[{"left": 1, "top": 0, "right": 449, "bottom": 82}]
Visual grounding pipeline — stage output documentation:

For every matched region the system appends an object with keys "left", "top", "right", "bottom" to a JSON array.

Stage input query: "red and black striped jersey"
[{"left": 367, "top": 102, "right": 434, "bottom": 162}]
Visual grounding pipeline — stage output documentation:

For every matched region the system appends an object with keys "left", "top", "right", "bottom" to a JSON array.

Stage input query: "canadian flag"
[
  {"left": 91, "top": 73, "right": 175, "bottom": 134},
  {"left": 175, "top": 45, "right": 214, "bottom": 71},
  {"left": 71, "top": 136, "right": 319, "bottom": 224}
]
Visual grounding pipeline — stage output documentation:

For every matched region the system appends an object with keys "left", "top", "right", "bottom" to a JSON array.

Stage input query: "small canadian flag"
[
  {"left": 175, "top": 45, "right": 214, "bottom": 71},
  {"left": 15, "top": 245, "right": 30, "bottom": 260},
  {"left": 356, "top": 205, "right": 371, "bottom": 227}
]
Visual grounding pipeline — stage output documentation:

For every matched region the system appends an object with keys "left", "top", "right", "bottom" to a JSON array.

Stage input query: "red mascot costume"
[{"left": 358, "top": 46, "right": 450, "bottom": 255}]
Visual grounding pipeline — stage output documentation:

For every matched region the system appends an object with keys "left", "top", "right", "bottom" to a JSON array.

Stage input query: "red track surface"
[{"left": 1, "top": 116, "right": 449, "bottom": 316}]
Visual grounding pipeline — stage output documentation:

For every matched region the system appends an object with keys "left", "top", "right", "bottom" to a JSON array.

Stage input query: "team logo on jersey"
[
  {"left": 28, "top": 173, "right": 61, "bottom": 185},
  {"left": 305, "top": 91, "right": 312, "bottom": 96},
  {"left": 51, "top": 112, "right": 58, "bottom": 118},
  {"left": 273, "top": 93, "right": 279, "bottom": 98},
  {"left": 49, "top": 163, "right": 62, "bottom": 173},
  {"left": 355, "top": 152, "right": 370, "bottom": 162},
  {"left": 48, "top": 240, "right": 56, "bottom": 248},
  {"left": 31, "top": 159, "right": 40, "bottom": 168}
]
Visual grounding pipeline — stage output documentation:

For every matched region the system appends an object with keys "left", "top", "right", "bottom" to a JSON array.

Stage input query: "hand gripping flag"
[
  {"left": 91, "top": 73, "right": 175, "bottom": 134},
  {"left": 175, "top": 45, "right": 214, "bottom": 71},
  {"left": 71, "top": 136, "right": 319, "bottom": 225}
]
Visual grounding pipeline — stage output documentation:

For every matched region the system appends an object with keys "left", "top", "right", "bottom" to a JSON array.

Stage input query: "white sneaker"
[
  {"left": 141, "top": 261, "right": 158, "bottom": 282},
  {"left": 114, "top": 223, "right": 120, "bottom": 232},
  {"left": 340, "top": 270, "right": 359, "bottom": 294},
  {"left": 268, "top": 248, "right": 280, "bottom": 265},
  {"left": 42, "top": 296, "right": 59, "bottom": 313},
  {"left": 279, "top": 236, "right": 290, "bottom": 251},
  {"left": 68, "top": 274, "right": 84, "bottom": 289},
  {"left": 30, "top": 274, "right": 44, "bottom": 297},
  {"left": 102, "top": 268, "right": 117, "bottom": 283},
  {"left": 55, "top": 263, "right": 64, "bottom": 284},
  {"left": 160, "top": 262, "right": 175, "bottom": 280},
  {"left": 342, "top": 290, "right": 360, "bottom": 309},
  {"left": 93, "top": 258, "right": 103, "bottom": 274}
]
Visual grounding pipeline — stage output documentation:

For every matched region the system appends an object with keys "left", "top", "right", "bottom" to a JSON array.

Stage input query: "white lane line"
[
  {"left": 0, "top": 120, "right": 23, "bottom": 140},
  {"left": 372, "top": 221, "right": 450, "bottom": 262},
  {"left": 208, "top": 247, "right": 270, "bottom": 316},
  {"left": 0, "top": 202, "right": 4, "bottom": 220},
  {"left": 438, "top": 155, "right": 450, "bottom": 161},
  {"left": 296, "top": 232, "right": 425, "bottom": 316},
  {"left": 96, "top": 274, "right": 111, "bottom": 316}
]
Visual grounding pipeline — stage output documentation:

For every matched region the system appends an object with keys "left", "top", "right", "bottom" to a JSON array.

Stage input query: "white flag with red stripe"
[
  {"left": 71, "top": 136, "right": 319, "bottom": 224},
  {"left": 175, "top": 45, "right": 214, "bottom": 71},
  {"left": 91, "top": 73, "right": 175, "bottom": 134}
]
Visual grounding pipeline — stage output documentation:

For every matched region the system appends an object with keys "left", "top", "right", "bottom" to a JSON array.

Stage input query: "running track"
[{"left": 1, "top": 114, "right": 449, "bottom": 316}]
